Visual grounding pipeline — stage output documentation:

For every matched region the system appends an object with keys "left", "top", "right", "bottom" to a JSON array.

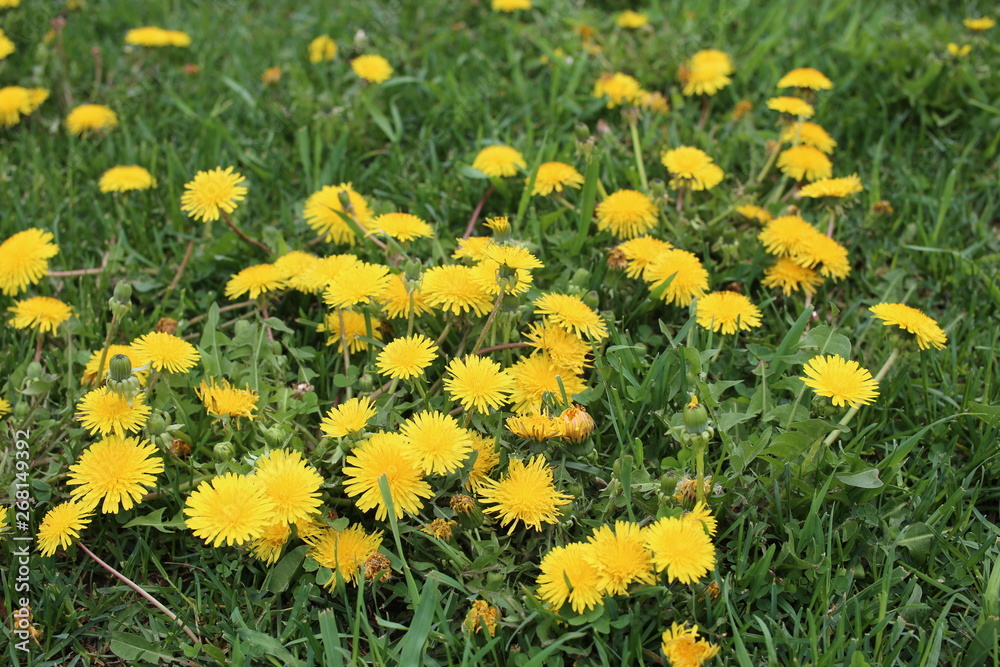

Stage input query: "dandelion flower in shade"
[
  {"left": 7, "top": 296, "right": 73, "bottom": 333},
  {"left": 524, "top": 322, "right": 591, "bottom": 375},
  {"left": 376, "top": 334, "right": 439, "bottom": 380},
  {"left": 762, "top": 257, "right": 824, "bottom": 297},
  {"left": 644, "top": 249, "right": 709, "bottom": 307},
  {"left": 0, "top": 228, "right": 59, "bottom": 296},
  {"left": 777, "top": 145, "right": 832, "bottom": 182},
  {"left": 684, "top": 501, "right": 718, "bottom": 536},
  {"left": 320, "top": 396, "right": 377, "bottom": 438},
  {"left": 618, "top": 236, "right": 674, "bottom": 279},
  {"left": 323, "top": 261, "right": 392, "bottom": 308},
  {"left": 304, "top": 183, "right": 374, "bottom": 244},
  {"left": 132, "top": 331, "right": 200, "bottom": 373},
  {"left": 478, "top": 455, "right": 571, "bottom": 533},
  {"left": 308, "top": 35, "right": 337, "bottom": 63},
  {"left": 781, "top": 122, "right": 837, "bottom": 154},
  {"left": 596, "top": 190, "right": 658, "bottom": 239},
  {"left": 196, "top": 379, "right": 259, "bottom": 420},
  {"left": 661, "top": 623, "right": 720, "bottom": 667},
  {"left": 679, "top": 49, "right": 733, "bottom": 97},
  {"left": 445, "top": 355, "right": 513, "bottom": 413},
  {"left": 251, "top": 521, "right": 291, "bottom": 565},
  {"left": 536, "top": 543, "right": 604, "bottom": 613},
  {"left": 421, "top": 265, "right": 494, "bottom": 316},
  {"left": 179, "top": 166, "right": 247, "bottom": 222},
  {"left": 508, "top": 353, "right": 587, "bottom": 414},
  {"left": 184, "top": 473, "right": 275, "bottom": 547},
  {"left": 380, "top": 274, "right": 432, "bottom": 320},
  {"left": 644, "top": 516, "right": 716, "bottom": 584},
  {"left": 586, "top": 522, "right": 656, "bottom": 595},
  {"left": 467, "top": 433, "right": 500, "bottom": 493},
  {"left": 472, "top": 145, "right": 526, "bottom": 178},
  {"left": 758, "top": 215, "right": 817, "bottom": 256},
  {"left": 592, "top": 72, "right": 644, "bottom": 108},
  {"left": 766, "top": 96, "right": 815, "bottom": 118},
  {"left": 67, "top": 435, "right": 163, "bottom": 513},
  {"left": 297, "top": 253, "right": 359, "bottom": 293},
  {"left": 696, "top": 291, "right": 762, "bottom": 334},
  {"left": 530, "top": 162, "right": 585, "bottom": 196},
  {"left": 309, "top": 525, "right": 383, "bottom": 587},
  {"left": 76, "top": 387, "right": 151, "bottom": 437},
  {"left": 735, "top": 205, "right": 772, "bottom": 224},
  {"left": 963, "top": 17, "right": 995, "bottom": 31},
  {"left": 792, "top": 233, "right": 851, "bottom": 280},
  {"left": 66, "top": 104, "right": 118, "bottom": 135},
  {"left": 99, "top": 165, "right": 157, "bottom": 193},
  {"left": 318, "top": 310, "right": 383, "bottom": 353},
  {"left": 342, "top": 432, "right": 433, "bottom": 520},
  {"left": 661, "top": 147, "right": 724, "bottom": 191},
  {"left": 465, "top": 600, "right": 500, "bottom": 636},
  {"left": 641, "top": 91, "right": 670, "bottom": 114},
  {"left": 400, "top": 411, "right": 473, "bottom": 475},
  {"left": 616, "top": 10, "right": 648, "bottom": 28},
  {"left": 37, "top": 502, "right": 93, "bottom": 557},
  {"left": 869, "top": 303, "right": 947, "bottom": 350},
  {"left": 534, "top": 292, "right": 608, "bottom": 341},
  {"left": 369, "top": 213, "right": 433, "bottom": 242},
  {"left": 505, "top": 413, "right": 564, "bottom": 441},
  {"left": 492, "top": 0, "right": 531, "bottom": 11},
  {"left": 777, "top": 67, "right": 833, "bottom": 91},
  {"left": 800, "top": 354, "right": 879, "bottom": 408},
  {"left": 252, "top": 449, "right": 323, "bottom": 524},
  {"left": 799, "top": 174, "right": 863, "bottom": 199},
  {"left": 0, "top": 86, "right": 49, "bottom": 127},
  {"left": 351, "top": 54, "right": 393, "bottom": 83},
  {"left": 224, "top": 263, "right": 287, "bottom": 300}
]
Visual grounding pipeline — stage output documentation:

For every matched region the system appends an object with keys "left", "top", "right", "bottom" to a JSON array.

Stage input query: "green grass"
[{"left": 1, "top": 0, "right": 999, "bottom": 665}]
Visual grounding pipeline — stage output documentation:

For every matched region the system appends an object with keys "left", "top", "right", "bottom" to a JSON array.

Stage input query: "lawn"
[{"left": 1, "top": 0, "right": 998, "bottom": 665}]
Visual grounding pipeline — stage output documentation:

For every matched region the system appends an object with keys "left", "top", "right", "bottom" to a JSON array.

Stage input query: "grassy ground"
[{"left": 1, "top": 0, "right": 998, "bottom": 665}]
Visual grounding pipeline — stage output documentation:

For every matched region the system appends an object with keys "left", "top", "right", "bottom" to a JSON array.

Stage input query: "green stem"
[
  {"left": 695, "top": 441, "right": 707, "bottom": 505},
  {"left": 94, "top": 313, "right": 123, "bottom": 386},
  {"left": 337, "top": 310, "right": 353, "bottom": 401},
  {"left": 377, "top": 475, "right": 421, "bottom": 606},
  {"left": 471, "top": 293, "right": 505, "bottom": 355},
  {"left": 627, "top": 114, "right": 648, "bottom": 191}
]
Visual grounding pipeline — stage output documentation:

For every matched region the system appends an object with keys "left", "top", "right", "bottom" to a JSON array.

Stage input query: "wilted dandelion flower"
[
  {"left": 524, "top": 322, "right": 591, "bottom": 374},
  {"left": 179, "top": 166, "right": 247, "bottom": 222},
  {"left": 781, "top": 122, "right": 837, "bottom": 154},
  {"left": 640, "top": 91, "right": 670, "bottom": 114},
  {"left": 351, "top": 54, "right": 393, "bottom": 83},
  {"left": 799, "top": 174, "right": 863, "bottom": 199},
  {"left": 76, "top": 387, "right": 151, "bottom": 437},
  {"left": 66, "top": 104, "right": 118, "bottom": 135},
  {"left": 506, "top": 413, "right": 565, "bottom": 441},
  {"left": 869, "top": 303, "right": 947, "bottom": 350},
  {"left": 184, "top": 473, "right": 275, "bottom": 547},
  {"left": 310, "top": 526, "right": 383, "bottom": 586},
  {"left": 735, "top": 205, "right": 772, "bottom": 224},
  {"left": 766, "top": 96, "right": 815, "bottom": 118},
  {"left": 320, "top": 396, "right": 377, "bottom": 438},
  {"left": 224, "top": 263, "right": 287, "bottom": 300},
  {"left": 421, "top": 265, "right": 494, "bottom": 315},
  {"left": 661, "top": 147, "right": 724, "bottom": 191},
  {"left": 472, "top": 145, "right": 526, "bottom": 177},
  {"left": 37, "top": 502, "right": 93, "bottom": 557},
  {"left": 644, "top": 249, "right": 709, "bottom": 307},
  {"left": 963, "top": 17, "right": 995, "bottom": 31},
  {"left": 369, "top": 213, "right": 433, "bottom": 242},
  {"left": 421, "top": 518, "right": 457, "bottom": 541},
  {"left": 196, "top": 379, "right": 259, "bottom": 420},
  {"left": 617, "top": 236, "right": 674, "bottom": 279},
  {"left": 800, "top": 354, "right": 879, "bottom": 407},
  {"left": 252, "top": 449, "right": 323, "bottom": 524},
  {"left": 467, "top": 433, "right": 500, "bottom": 492},
  {"left": 323, "top": 261, "right": 392, "bottom": 308},
  {"left": 400, "top": 411, "right": 473, "bottom": 475},
  {"left": 536, "top": 543, "right": 604, "bottom": 613},
  {"left": 376, "top": 334, "right": 438, "bottom": 380},
  {"left": 445, "top": 355, "right": 513, "bottom": 414},
  {"left": 465, "top": 600, "right": 500, "bottom": 636},
  {"left": 99, "top": 165, "right": 157, "bottom": 193},
  {"left": 478, "top": 455, "right": 572, "bottom": 533},
  {"left": 792, "top": 233, "right": 850, "bottom": 280},
  {"left": 586, "top": 522, "right": 656, "bottom": 595},
  {"left": 592, "top": 72, "right": 644, "bottom": 108},
  {"left": 661, "top": 622, "right": 720, "bottom": 667},
  {"left": 7, "top": 296, "right": 73, "bottom": 333},
  {"left": 696, "top": 291, "right": 762, "bottom": 334},
  {"left": 67, "top": 435, "right": 163, "bottom": 513},
  {"left": 777, "top": 145, "right": 832, "bottom": 182},
  {"left": 0, "top": 228, "right": 59, "bottom": 296},
  {"left": 380, "top": 274, "right": 432, "bottom": 319},
  {"left": 777, "top": 67, "right": 833, "bottom": 91},
  {"left": 342, "top": 432, "right": 433, "bottom": 520},
  {"left": 132, "top": 331, "right": 200, "bottom": 373},
  {"left": 319, "top": 310, "right": 383, "bottom": 352},
  {"left": 616, "top": 10, "right": 648, "bottom": 28},
  {"left": 560, "top": 405, "right": 595, "bottom": 442},
  {"left": 251, "top": 522, "right": 291, "bottom": 565},
  {"left": 308, "top": 35, "right": 337, "bottom": 62},
  {"left": 304, "top": 183, "right": 374, "bottom": 244},
  {"left": 531, "top": 161, "right": 585, "bottom": 196},
  {"left": 0, "top": 86, "right": 48, "bottom": 127},
  {"left": 762, "top": 258, "right": 824, "bottom": 296},
  {"left": 508, "top": 353, "right": 587, "bottom": 414},
  {"left": 596, "top": 190, "right": 658, "bottom": 239},
  {"left": 644, "top": 516, "right": 716, "bottom": 583},
  {"left": 534, "top": 292, "right": 608, "bottom": 340},
  {"left": 492, "top": 0, "right": 532, "bottom": 11}
]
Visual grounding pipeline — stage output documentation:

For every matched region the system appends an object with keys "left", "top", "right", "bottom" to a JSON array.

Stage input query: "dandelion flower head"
[
  {"left": 67, "top": 435, "right": 163, "bottom": 513},
  {"left": 800, "top": 354, "right": 879, "bottom": 408},
  {"left": 0, "top": 227, "right": 59, "bottom": 296}
]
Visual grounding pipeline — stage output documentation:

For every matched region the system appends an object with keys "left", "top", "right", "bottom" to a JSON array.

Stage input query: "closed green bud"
[
  {"left": 571, "top": 268, "right": 591, "bottom": 287},
  {"left": 263, "top": 425, "right": 286, "bottom": 447},
  {"left": 358, "top": 374, "right": 374, "bottom": 393},
  {"left": 649, "top": 179, "right": 666, "bottom": 199},
  {"left": 337, "top": 189, "right": 354, "bottom": 211},
  {"left": 683, "top": 395, "right": 709, "bottom": 435},
  {"left": 213, "top": 441, "right": 235, "bottom": 461},
  {"left": 113, "top": 282, "right": 132, "bottom": 304},
  {"left": 583, "top": 290, "right": 600, "bottom": 309},
  {"left": 404, "top": 259, "right": 422, "bottom": 281},
  {"left": 108, "top": 354, "right": 133, "bottom": 383},
  {"left": 145, "top": 413, "right": 168, "bottom": 436},
  {"left": 574, "top": 122, "right": 590, "bottom": 141}
]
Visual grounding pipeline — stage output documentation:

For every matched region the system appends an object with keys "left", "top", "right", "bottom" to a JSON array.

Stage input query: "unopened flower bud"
[
  {"left": 559, "top": 405, "right": 595, "bottom": 443},
  {"left": 358, "top": 374, "right": 374, "bottom": 393},
  {"left": 108, "top": 354, "right": 133, "bottom": 383},
  {"left": 337, "top": 189, "right": 354, "bottom": 212},
  {"left": 263, "top": 425, "right": 286, "bottom": 447},
  {"left": 213, "top": 441, "right": 235, "bottom": 461},
  {"left": 113, "top": 282, "right": 132, "bottom": 304},
  {"left": 571, "top": 268, "right": 591, "bottom": 288},
  {"left": 404, "top": 259, "right": 422, "bottom": 281},
  {"left": 574, "top": 122, "right": 590, "bottom": 141},
  {"left": 649, "top": 179, "right": 666, "bottom": 200},
  {"left": 583, "top": 290, "right": 599, "bottom": 309},
  {"left": 145, "top": 412, "right": 168, "bottom": 436},
  {"left": 683, "top": 395, "right": 709, "bottom": 435}
]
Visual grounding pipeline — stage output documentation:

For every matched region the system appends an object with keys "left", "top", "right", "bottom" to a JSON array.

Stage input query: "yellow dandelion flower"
[
  {"left": 296, "top": 253, "right": 359, "bottom": 293},
  {"left": 0, "top": 29, "right": 13, "bottom": 60},
  {"left": 869, "top": 303, "right": 947, "bottom": 351},
  {"left": 309, "top": 525, "right": 383, "bottom": 587},
  {"left": 318, "top": 310, "right": 383, "bottom": 353},
  {"left": 7, "top": 296, "right": 73, "bottom": 333},
  {"left": 530, "top": 161, "right": 585, "bottom": 196},
  {"left": 131, "top": 331, "right": 200, "bottom": 373},
  {"left": 761, "top": 257, "right": 824, "bottom": 297},
  {"left": 766, "top": 96, "right": 815, "bottom": 118},
  {"left": 0, "top": 86, "right": 49, "bottom": 127},
  {"left": 308, "top": 35, "right": 337, "bottom": 63},
  {"left": 445, "top": 355, "right": 513, "bottom": 414},
  {"left": 695, "top": 291, "right": 762, "bottom": 334},
  {"left": 679, "top": 49, "right": 733, "bottom": 97},
  {"left": 471, "top": 259, "right": 533, "bottom": 296},
  {"left": 472, "top": 145, "right": 526, "bottom": 178},
  {"left": 273, "top": 250, "right": 322, "bottom": 291},
  {"left": 505, "top": 413, "right": 565, "bottom": 441},
  {"left": 586, "top": 522, "right": 656, "bottom": 595},
  {"left": 179, "top": 166, "right": 247, "bottom": 223},
  {"left": 492, "top": 0, "right": 531, "bottom": 11},
  {"left": 596, "top": 190, "right": 659, "bottom": 239},
  {"left": 480, "top": 243, "right": 544, "bottom": 270},
  {"left": 0, "top": 228, "right": 59, "bottom": 296},
  {"left": 684, "top": 501, "right": 718, "bottom": 536},
  {"left": 80, "top": 344, "right": 145, "bottom": 386},
  {"left": 67, "top": 435, "right": 163, "bottom": 513},
  {"left": 524, "top": 322, "right": 591, "bottom": 375},
  {"left": 224, "top": 263, "right": 287, "bottom": 300},
  {"left": 661, "top": 146, "right": 724, "bottom": 191},
  {"left": 369, "top": 212, "right": 433, "bottom": 242},
  {"left": 304, "top": 183, "right": 374, "bottom": 244},
  {"left": 478, "top": 455, "right": 572, "bottom": 533},
  {"left": 76, "top": 387, "right": 151, "bottom": 437},
  {"left": 375, "top": 334, "right": 438, "bottom": 380},
  {"left": 947, "top": 43, "right": 971, "bottom": 57},
  {"left": 323, "top": 261, "right": 392, "bottom": 308},
  {"left": 66, "top": 104, "right": 118, "bottom": 135},
  {"left": 37, "top": 502, "right": 93, "bottom": 557},
  {"left": 124, "top": 27, "right": 190, "bottom": 47},
  {"left": 252, "top": 449, "right": 323, "bottom": 524},
  {"left": 735, "top": 205, "right": 772, "bottom": 224},
  {"left": 262, "top": 66, "right": 283, "bottom": 84},
  {"left": 777, "top": 67, "right": 833, "bottom": 91},
  {"left": 618, "top": 236, "right": 674, "bottom": 279},
  {"left": 380, "top": 273, "right": 432, "bottom": 319},
  {"left": 781, "top": 121, "right": 837, "bottom": 154},
  {"left": 791, "top": 233, "right": 851, "bottom": 280},
  {"left": 640, "top": 91, "right": 670, "bottom": 114},
  {"left": 351, "top": 54, "right": 393, "bottom": 83},
  {"left": 616, "top": 10, "right": 648, "bottom": 29},
  {"left": 534, "top": 292, "right": 608, "bottom": 341},
  {"left": 758, "top": 215, "right": 817, "bottom": 256},
  {"left": 421, "top": 265, "right": 494, "bottom": 316},
  {"left": 184, "top": 473, "right": 275, "bottom": 547},
  {"left": 320, "top": 396, "right": 377, "bottom": 438},
  {"left": 508, "top": 353, "right": 587, "bottom": 415},
  {"left": 963, "top": 17, "right": 995, "bottom": 31},
  {"left": 0, "top": 397, "right": 10, "bottom": 420},
  {"left": 251, "top": 521, "right": 291, "bottom": 565},
  {"left": 453, "top": 236, "right": 493, "bottom": 262},
  {"left": 342, "top": 432, "right": 434, "bottom": 520},
  {"left": 777, "top": 145, "right": 832, "bottom": 182},
  {"left": 661, "top": 622, "right": 720, "bottom": 667},
  {"left": 196, "top": 379, "right": 259, "bottom": 420},
  {"left": 798, "top": 174, "right": 863, "bottom": 199},
  {"left": 800, "top": 354, "right": 879, "bottom": 407},
  {"left": 400, "top": 411, "right": 473, "bottom": 475},
  {"left": 536, "top": 543, "right": 604, "bottom": 613},
  {"left": 644, "top": 249, "right": 709, "bottom": 307},
  {"left": 644, "top": 516, "right": 716, "bottom": 583},
  {"left": 592, "top": 72, "right": 644, "bottom": 108},
  {"left": 467, "top": 433, "right": 500, "bottom": 493},
  {"left": 99, "top": 165, "right": 157, "bottom": 193},
  {"left": 559, "top": 405, "right": 595, "bottom": 442}
]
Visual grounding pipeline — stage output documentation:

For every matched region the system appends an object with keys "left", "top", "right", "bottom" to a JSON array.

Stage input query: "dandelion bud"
[
  {"left": 337, "top": 189, "right": 354, "bottom": 212},
  {"left": 649, "top": 179, "right": 666, "bottom": 199},
  {"left": 213, "top": 441, "right": 235, "bottom": 461},
  {"left": 683, "top": 395, "right": 710, "bottom": 435},
  {"left": 450, "top": 494, "right": 483, "bottom": 529},
  {"left": 559, "top": 405, "right": 595, "bottom": 442},
  {"left": 574, "top": 122, "right": 590, "bottom": 141},
  {"left": 570, "top": 268, "right": 591, "bottom": 287},
  {"left": 403, "top": 259, "right": 422, "bottom": 281},
  {"left": 583, "top": 290, "right": 600, "bottom": 309},
  {"left": 113, "top": 281, "right": 132, "bottom": 304},
  {"left": 501, "top": 294, "right": 521, "bottom": 312},
  {"left": 659, "top": 472, "right": 678, "bottom": 495},
  {"left": 358, "top": 373, "right": 374, "bottom": 393},
  {"left": 13, "top": 400, "right": 29, "bottom": 420},
  {"left": 144, "top": 412, "right": 168, "bottom": 436},
  {"left": 263, "top": 425, "right": 286, "bottom": 447},
  {"left": 108, "top": 354, "right": 133, "bottom": 383}
]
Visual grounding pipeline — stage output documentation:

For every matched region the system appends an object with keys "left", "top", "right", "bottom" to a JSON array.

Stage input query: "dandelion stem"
[
  {"left": 627, "top": 114, "right": 649, "bottom": 191},
  {"left": 166, "top": 240, "right": 196, "bottom": 297},
  {"left": 338, "top": 310, "right": 353, "bottom": 401},
  {"left": 33, "top": 332, "right": 44, "bottom": 363},
  {"left": 476, "top": 342, "right": 530, "bottom": 355},
  {"left": 464, "top": 184, "right": 495, "bottom": 240},
  {"left": 696, "top": 96, "right": 711, "bottom": 132},
  {"left": 471, "top": 293, "right": 505, "bottom": 355},
  {"left": 94, "top": 312, "right": 123, "bottom": 388},
  {"left": 754, "top": 143, "right": 782, "bottom": 185},
  {"left": 824, "top": 207, "right": 837, "bottom": 237},
  {"left": 694, "top": 440, "right": 707, "bottom": 505},
  {"left": 219, "top": 210, "right": 270, "bottom": 254}
]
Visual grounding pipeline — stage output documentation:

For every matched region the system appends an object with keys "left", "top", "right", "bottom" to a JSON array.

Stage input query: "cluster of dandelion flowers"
[
  {"left": 644, "top": 516, "right": 716, "bottom": 584},
  {"left": 400, "top": 410, "right": 473, "bottom": 475},
  {"left": 696, "top": 291, "right": 762, "bottom": 335},
  {"left": 66, "top": 104, "right": 118, "bottom": 135},
  {"left": 308, "top": 35, "right": 337, "bottom": 62},
  {"left": 124, "top": 26, "right": 191, "bottom": 47},
  {"left": 66, "top": 435, "right": 163, "bottom": 513},
  {"left": 99, "top": 165, "right": 157, "bottom": 193},
  {"left": 679, "top": 49, "right": 733, "bottom": 97},
  {"left": 777, "top": 67, "right": 833, "bottom": 91},
  {"left": 7, "top": 296, "right": 73, "bottom": 333},
  {"left": 661, "top": 623, "right": 720, "bottom": 667},
  {"left": 478, "top": 455, "right": 572, "bottom": 533},
  {"left": 319, "top": 310, "right": 383, "bottom": 352},
  {"left": 351, "top": 54, "right": 393, "bottom": 83},
  {"left": 800, "top": 354, "right": 879, "bottom": 408},
  {"left": 492, "top": 0, "right": 532, "bottom": 12},
  {"left": 869, "top": 303, "right": 947, "bottom": 350},
  {"left": 536, "top": 543, "right": 604, "bottom": 613},
  {"left": 76, "top": 387, "right": 152, "bottom": 437},
  {"left": 531, "top": 161, "right": 584, "bottom": 196},
  {"left": 224, "top": 263, "right": 287, "bottom": 300},
  {"left": 342, "top": 432, "right": 434, "bottom": 520},
  {"left": 0, "top": 86, "right": 48, "bottom": 127},
  {"left": 309, "top": 526, "right": 383, "bottom": 587},
  {"left": 471, "top": 144, "right": 526, "bottom": 178},
  {"left": 0, "top": 227, "right": 59, "bottom": 296},
  {"left": 37, "top": 502, "right": 94, "bottom": 557},
  {"left": 781, "top": 122, "right": 836, "bottom": 154},
  {"left": 184, "top": 473, "right": 275, "bottom": 547},
  {"left": 132, "top": 331, "right": 200, "bottom": 373},
  {"left": 645, "top": 249, "right": 710, "bottom": 307},
  {"left": 444, "top": 354, "right": 513, "bottom": 414},
  {"left": 534, "top": 292, "right": 608, "bottom": 340},
  {"left": 661, "top": 147, "right": 724, "bottom": 191},
  {"left": 304, "top": 183, "right": 373, "bottom": 244},
  {"left": 376, "top": 334, "right": 438, "bottom": 380},
  {"left": 762, "top": 258, "right": 824, "bottom": 297},
  {"left": 766, "top": 96, "right": 815, "bottom": 119},
  {"left": 369, "top": 213, "right": 433, "bottom": 242},
  {"left": 596, "top": 190, "right": 658, "bottom": 239},
  {"left": 196, "top": 379, "right": 259, "bottom": 420},
  {"left": 421, "top": 264, "right": 493, "bottom": 315},
  {"left": 252, "top": 449, "right": 323, "bottom": 524},
  {"left": 592, "top": 72, "right": 643, "bottom": 108},
  {"left": 586, "top": 522, "right": 656, "bottom": 595},
  {"left": 799, "top": 174, "right": 863, "bottom": 199},
  {"left": 320, "top": 396, "right": 377, "bottom": 438},
  {"left": 179, "top": 166, "right": 247, "bottom": 222}
]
